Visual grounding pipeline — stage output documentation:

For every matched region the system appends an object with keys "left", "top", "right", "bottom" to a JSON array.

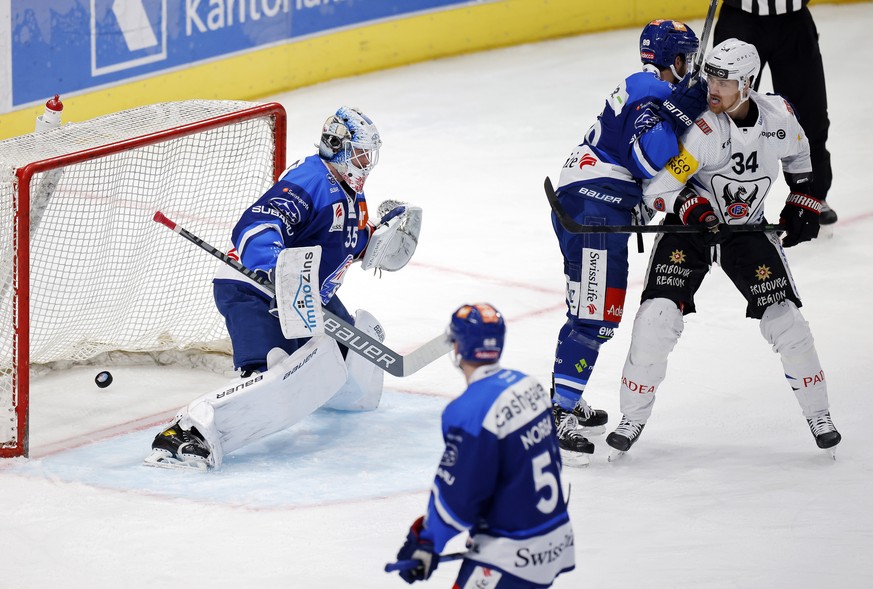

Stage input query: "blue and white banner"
[{"left": 1, "top": 0, "right": 478, "bottom": 112}]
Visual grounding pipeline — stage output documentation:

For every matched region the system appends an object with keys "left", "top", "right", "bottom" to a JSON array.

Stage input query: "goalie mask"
[
  {"left": 639, "top": 19, "right": 700, "bottom": 81},
  {"left": 704, "top": 38, "right": 761, "bottom": 106},
  {"left": 318, "top": 106, "right": 382, "bottom": 193},
  {"left": 448, "top": 303, "right": 505, "bottom": 366}
]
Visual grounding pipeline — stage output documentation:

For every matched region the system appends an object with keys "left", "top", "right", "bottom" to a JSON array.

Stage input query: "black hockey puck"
[{"left": 95, "top": 371, "right": 113, "bottom": 388}]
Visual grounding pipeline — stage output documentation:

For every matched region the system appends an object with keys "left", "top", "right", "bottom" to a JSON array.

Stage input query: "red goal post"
[{"left": 0, "top": 100, "right": 287, "bottom": 458}]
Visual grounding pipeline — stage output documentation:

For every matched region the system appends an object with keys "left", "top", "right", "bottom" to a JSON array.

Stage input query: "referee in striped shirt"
[{"left": 714, "top": 0, "right": 838, "bottom": 225}]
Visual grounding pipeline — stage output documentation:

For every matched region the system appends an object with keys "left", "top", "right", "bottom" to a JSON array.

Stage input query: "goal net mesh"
[{"left": 0, "top": 100, "right": 283, "bottom": 452}]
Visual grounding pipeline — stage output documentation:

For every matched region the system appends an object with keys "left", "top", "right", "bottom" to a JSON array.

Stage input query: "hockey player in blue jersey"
[
  {"left": 549, "top": 20, "right": 709, "bottom": 466},
  {"left": 392, "top": 303, "right": 574, "bottom": 588},
  {"left": 146, "top": 107, "right": 423, "bottom": 470}
]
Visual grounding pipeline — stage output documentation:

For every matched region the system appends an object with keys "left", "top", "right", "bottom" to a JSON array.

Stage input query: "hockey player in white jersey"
[
  {"left": 549, "top": 19, "right": 708, "bottom": 467},
  {"left": 145, "top": 107, "right": 423, "bottom": 470},
  {"left": 607, "top": 39, "right": 841, "bottom": 459},
  {"left": 391, "top": 304, "right": 574, "bottom": 587}
]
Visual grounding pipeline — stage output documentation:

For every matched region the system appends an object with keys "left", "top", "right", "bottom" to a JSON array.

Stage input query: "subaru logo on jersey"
[
  {"left": 329, "top": 202, "right": 344, "bottom": 232},
  {"left": 440, "top": 443, "right": 459, "bottom": 467}
]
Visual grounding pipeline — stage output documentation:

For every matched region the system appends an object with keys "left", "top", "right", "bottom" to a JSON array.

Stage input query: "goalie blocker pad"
[
  {"left": 179, "top": 335, "right": 346, "bottom": 468},
  {"left": 275, "top": 245, "right": 324, "bottom": 339},
  {"left": 361, "top": 205, "right": 422, "bottom": 272}
]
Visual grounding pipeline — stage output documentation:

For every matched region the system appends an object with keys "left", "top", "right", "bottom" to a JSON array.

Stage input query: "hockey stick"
[
  {"left": 153, "top": 211, "right": 451, "bottom": 377},
  {"left": 545, "top": 177, "right": 784, "bottom": 234},
  {"left": 384, "top": 552, "right": 466, "bottom": 573},
  {"left": 692, "top": 0, "right": 720, "bottom": 79}
]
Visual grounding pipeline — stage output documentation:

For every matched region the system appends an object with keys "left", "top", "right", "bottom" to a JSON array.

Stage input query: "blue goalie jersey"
[
  {"left": 213, "top": 154, "right": 372, "bottom": 304},
  {"left": 557, "top": 66, "right": 685, "bottom": 209},
  {"left": 421, "top": 365, "right": 575, "bottom": 586}
]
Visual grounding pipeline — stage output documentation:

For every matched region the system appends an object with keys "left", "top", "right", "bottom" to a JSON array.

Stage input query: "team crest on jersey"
[
  {"left": 329, "top": 202, "right": 344, "bottom": 232},
  {"left": 634, "top": 110, "right": 659, "bottom": 131},
  {"left": 712, "top": 175, "right": 771, "bottom": 220},
  {"left": 320, "top": 254, "right": 353, "bottom": 303}
]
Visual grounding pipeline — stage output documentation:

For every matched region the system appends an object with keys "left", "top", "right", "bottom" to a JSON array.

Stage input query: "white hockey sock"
[
  {"left": 618, "top": 299, "right": 683, "bottom": 423},
  {"left": 760, "top": 301, "right": 830, "bottom": 417}
]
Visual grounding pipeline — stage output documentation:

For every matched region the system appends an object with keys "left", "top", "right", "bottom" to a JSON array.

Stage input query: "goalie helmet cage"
[{"left": 0, "top": 100, "right": 287, "bottom": 458}]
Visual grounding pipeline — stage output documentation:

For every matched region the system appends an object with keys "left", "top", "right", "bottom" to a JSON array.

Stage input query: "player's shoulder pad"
[
  {"left": 625, "top": 70, "right": 673, "bottom": 102},
  {"left": 763, "top": 91, "right": 799, "bottom": 116}
]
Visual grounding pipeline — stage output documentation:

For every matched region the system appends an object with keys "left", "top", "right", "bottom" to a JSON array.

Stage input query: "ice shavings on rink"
[{"left": 8, "top": 390, "right": 446, "bottom": 508}]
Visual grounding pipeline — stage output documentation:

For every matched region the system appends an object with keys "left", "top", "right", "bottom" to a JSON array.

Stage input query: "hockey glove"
[
  {"left": 677, "top": 190, "right": 729, "bottom": 246},
  {"left": 395, "top": 516, "right": 440, "bottom": 584},
  {"left": 659, "top": 76, "right": 708, "bottom": 134},
  {"left": 780, "top": 192, "right": 822, "bottom": 247}
]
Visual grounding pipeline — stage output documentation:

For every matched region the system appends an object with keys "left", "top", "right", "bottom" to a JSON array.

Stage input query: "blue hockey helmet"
[
  {"left": 639, "top": 20, "right": 700, "bottom": 75},
  {"left": 448, "top": 303, "right": 505, "bottom": 364},
  {"left": 318, "top": 106, "right": 382, "bottom": 193}
]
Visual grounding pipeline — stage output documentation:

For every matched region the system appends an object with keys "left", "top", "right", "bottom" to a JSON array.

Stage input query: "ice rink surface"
[{"left": 2, "top": 4, "right": 872, "bottom": 587}]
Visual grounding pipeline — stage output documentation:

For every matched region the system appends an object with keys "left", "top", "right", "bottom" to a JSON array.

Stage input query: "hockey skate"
[
  {"left": 571, "top": 398, "right": 608, "bottom": 436},
  {"left": 807, "top": 412, "right": 841, "bottom": 459},
  {"left": 553, "top": 405, "right": 594, "bottom": 467},
  {"left": 143, "top": 422, "right": 211, "bottom": 472},
  {"left": 606, "top": 416, "right": 645, "bottom": 462}
]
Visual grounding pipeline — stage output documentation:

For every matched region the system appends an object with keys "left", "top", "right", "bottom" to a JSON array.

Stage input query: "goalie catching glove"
[{"left": 361, "top": 200, "right": 422, "bottom": 272}]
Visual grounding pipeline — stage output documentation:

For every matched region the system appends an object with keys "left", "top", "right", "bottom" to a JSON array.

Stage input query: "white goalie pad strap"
[
  {"left": 180, "top": 336, "right": 347, "bottom": 468},
  {"left": 361, "top": 205, "right": 422, "bottom": 272},
  {"left": 275, "top": 246, "right": 324, "bottom": 339},
  {"left": 324, "top": 309, "right": 386, "bottom": 411}
]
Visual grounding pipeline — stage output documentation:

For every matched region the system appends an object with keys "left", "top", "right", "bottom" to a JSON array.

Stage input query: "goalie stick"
[
  {"left": 544, "top": 177, "right": 785, "bottom": 234},
  {"left": 152, "top": 211, "right": 451, "bottom": 377}
]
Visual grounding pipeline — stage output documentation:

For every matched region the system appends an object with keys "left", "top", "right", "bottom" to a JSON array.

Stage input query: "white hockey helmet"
[
  {"left": 318, "top": 106, "right": 382, "bottom": 193},
  {"left": 703, "top": 39, "right": 761, "bottom": 102}
]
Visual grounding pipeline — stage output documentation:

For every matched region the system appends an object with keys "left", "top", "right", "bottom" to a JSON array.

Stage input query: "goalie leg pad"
[
  {"left": 618, "top": 298, "right": 684, "bottom": 423},
  {"left": 324, "top": 309, "right": 386, "bottom": 411},
  {"left": 179, "top": 335, "right": 347, "bottom": 468},
  {"left": 760, "top": 301, "right": 829, "bottom": 417}
]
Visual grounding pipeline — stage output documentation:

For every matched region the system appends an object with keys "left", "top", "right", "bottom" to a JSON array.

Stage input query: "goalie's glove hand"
[
  {"left": 677, "top": 191, "right": 730, "bottom": 246},
  {"left": 395, "top": 516, "right": 440, "bottom": 584},
  {"left": 780, "top": 192, "right": 822, "bottom": 248},
  {"left": 659, "top": 75, "right": 708, "bottom": 133}
]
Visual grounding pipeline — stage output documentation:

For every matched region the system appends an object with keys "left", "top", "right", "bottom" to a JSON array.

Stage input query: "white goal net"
[{"left": 0, "top": 100, "right": 286, "bottom": 456}]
